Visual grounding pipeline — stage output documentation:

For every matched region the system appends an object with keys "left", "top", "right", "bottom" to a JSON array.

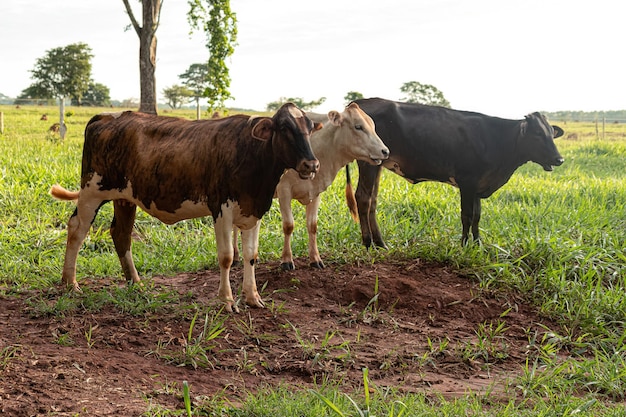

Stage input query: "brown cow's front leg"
[
  {"left": 240, "top": 221, "right": 264, "bottom": 308},
  {"left": 355, "top": 161, "right": 387, "bottom": 249},
  {"left": 231, "top": 226, "right": 241, "bottom": 267},
  {"left": 111, "top": 200, "right": 140, "bottom": 284}
]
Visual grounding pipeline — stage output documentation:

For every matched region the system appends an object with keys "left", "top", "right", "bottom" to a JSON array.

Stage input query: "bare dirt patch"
[{"left": 0, "top": 258, "right": 556, "bottom": 416}]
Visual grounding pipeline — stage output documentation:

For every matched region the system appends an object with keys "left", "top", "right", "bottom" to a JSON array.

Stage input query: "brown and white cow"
[
  {"left": 50, "top": 103, "right": 320, "bottom": 312},
  {"left": 234, "top": 103, "right": 389, "bottom": 270}
]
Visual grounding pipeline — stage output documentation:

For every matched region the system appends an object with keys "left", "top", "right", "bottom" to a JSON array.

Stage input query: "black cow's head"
[
  {"left": 520, "top": 112, "right": 564, "bottom": 171},
  {"left": 251, "top": 103, "right": 320, "bottom": 179}
]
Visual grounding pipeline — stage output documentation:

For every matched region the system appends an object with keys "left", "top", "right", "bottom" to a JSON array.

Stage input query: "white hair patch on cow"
[
  {"left": 216, "top": 199, "right": 260, "bottom": 230},
  {"left": 288, "top": 106, "right": 304, "bottom": 119},
  {"left": 146, "top": 199, "right": 212, "bottom": 225}
]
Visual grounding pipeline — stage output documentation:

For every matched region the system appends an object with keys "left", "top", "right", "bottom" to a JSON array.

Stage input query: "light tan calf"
[{"left": 234, "top": 103, "right": 389, "bottom": 270}]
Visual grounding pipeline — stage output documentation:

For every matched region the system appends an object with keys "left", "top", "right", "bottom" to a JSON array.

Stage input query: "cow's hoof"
[
  {"left": 63, "top": 281, "right": 82, "bottom": 293},
  {"left": 245, "top": 293, "right": 265, "bottom": 309},
  {"left": 373, "top": 240, "right": 388, "bottom": 250},
  {"left": 128, "top": 280, "right": 145, "bottom": 291},
  {"left": 310, "top": 261, "right": 325, "bottom": 269},
  {"left": 224, "top": 299, "right": 240, "bottom": 314},
  {"left": 281, "top": 262, "right": 295, "bottom": 271}
]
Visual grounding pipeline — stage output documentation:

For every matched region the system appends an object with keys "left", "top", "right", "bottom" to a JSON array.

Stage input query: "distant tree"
[
  {"left": 187, "top": 0, "right": 238, "bottom": 111},
  {"left": 266, "top": 96, "right": 326, "bottom": 112},
  {"left": 344, "top": 91, "right": 364, "bottom": 105},
  {"left": 400, "top": 81, "right": 450, "bottom": 108},
  {"left": 29, "top": 43, "right": 93, "bottom": 105},
  {"left": 17, "top": 84, "right": 54, "bottom": 105},
  {"left": 80, "top": 82, "right": 111, "bottom": 106},
  {"left": 179, "top": 63, "right": 210, "bottom": 119},
  {"left": 162, "top": 84, "right": 192, "bottom": 109},
  {"left": 27, "top": 42, "right": 94, "bottom": 138}
]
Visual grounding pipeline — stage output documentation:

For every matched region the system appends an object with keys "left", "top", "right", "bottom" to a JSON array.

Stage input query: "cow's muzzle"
[
  {"left": 370, "top": 147, "right": 390, "bottom": 166},
  {"left": 542, "top": 157, "right": 565, "bottom": 171},
  {"left": 298, "top": 159, "right": 320, "bottom": 180}
]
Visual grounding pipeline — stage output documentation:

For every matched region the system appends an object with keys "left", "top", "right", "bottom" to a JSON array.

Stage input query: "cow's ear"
[
  {"left": 327, "top": 110, "right": 343, "bottom": 127},
  {"left": 552, "top": 125, "right": 564, "bottom": 139},
  {"left": 313, "top": 121, "right": 323, "bottom": 132},
  {"left": 251, "top": 118, "right": 274, "bottom": 141}
]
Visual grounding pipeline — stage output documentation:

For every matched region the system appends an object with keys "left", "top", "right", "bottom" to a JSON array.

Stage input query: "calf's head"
[
  {"left": 327, "top": 102, "right": 389, "bottom": 165},
  {"left": 251, "top": 103, "right": 320, "bottom": 179},
  {"left": 520, "top": 112, "right": 565, "bottom": 171}
]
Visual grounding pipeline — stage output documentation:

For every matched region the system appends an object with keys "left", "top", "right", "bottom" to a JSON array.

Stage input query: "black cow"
[{"left": 349, "top": 97, "right": 564, "bottom": 247}]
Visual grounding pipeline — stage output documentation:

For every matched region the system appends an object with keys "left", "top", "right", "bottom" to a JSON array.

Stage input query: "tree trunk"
[
  {"left": 123, "top": 0, "right": 161, "bottom": 115},
  {"left": 139, "top": 32, "right": 157, "bottom": 114},
  {"left": 196, "top": 97, "right": 200, "bottom": 120}
]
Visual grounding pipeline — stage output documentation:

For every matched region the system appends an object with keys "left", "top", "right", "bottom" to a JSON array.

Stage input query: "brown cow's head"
[
  {"left": 251, "top": 103, "right": 320, "bottom": 179},
  {"left": 520, "top": 112, "right": 565, "bottom": 172}
]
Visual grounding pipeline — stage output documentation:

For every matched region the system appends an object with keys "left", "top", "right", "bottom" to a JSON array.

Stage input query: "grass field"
[{"left": 1, "top": 105, "right": 626, "bottom": 415}]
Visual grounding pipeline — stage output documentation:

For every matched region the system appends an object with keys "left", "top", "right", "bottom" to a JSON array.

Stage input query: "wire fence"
[{"left": 544, "top": 112, "right": 626, "bottom": 124}]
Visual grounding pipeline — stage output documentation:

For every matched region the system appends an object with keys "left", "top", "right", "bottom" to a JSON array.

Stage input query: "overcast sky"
[{"left": 1, "top": 0, "right": 624, "bottom": 117}]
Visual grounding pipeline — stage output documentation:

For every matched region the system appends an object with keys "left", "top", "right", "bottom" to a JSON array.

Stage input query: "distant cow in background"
[
  {"left": 50, "top": 103, "right": 320, "bottom": 312},
  {"left": 350, "top": 97, "right": 564, "bottom": 247}
]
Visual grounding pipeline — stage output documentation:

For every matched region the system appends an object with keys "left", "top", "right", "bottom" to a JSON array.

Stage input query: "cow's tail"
[
  {"left": 345, "top": 164, "right": 359, "bottom": 223},
  {"left": 50, "top": 184, "right": 79, "bottom": 202}
]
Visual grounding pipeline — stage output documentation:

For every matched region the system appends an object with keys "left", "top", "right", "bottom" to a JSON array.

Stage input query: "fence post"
[
  {"left": 0, "top": 111, "right": 4, "bottom": 134},
  {"left": 59, "top": 98, "right": 67, "bottom": 140}
]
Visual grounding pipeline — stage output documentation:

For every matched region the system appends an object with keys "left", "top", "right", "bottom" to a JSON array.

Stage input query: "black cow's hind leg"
[{"left": 111, "top": 200, "right": 140, "bottom": 284}]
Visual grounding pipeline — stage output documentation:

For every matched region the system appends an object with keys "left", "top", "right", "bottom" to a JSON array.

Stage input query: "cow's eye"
[{"left": 355, "top": 124, "right": 363, "bottom": 130}]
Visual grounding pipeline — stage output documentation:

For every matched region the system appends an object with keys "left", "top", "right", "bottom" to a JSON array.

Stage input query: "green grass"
[
  {"left": 146, "top": 381, "right": 626, "bottom": 416},
  {"left": 3, "top": 105, "right": 626, "bottom": 415}
]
